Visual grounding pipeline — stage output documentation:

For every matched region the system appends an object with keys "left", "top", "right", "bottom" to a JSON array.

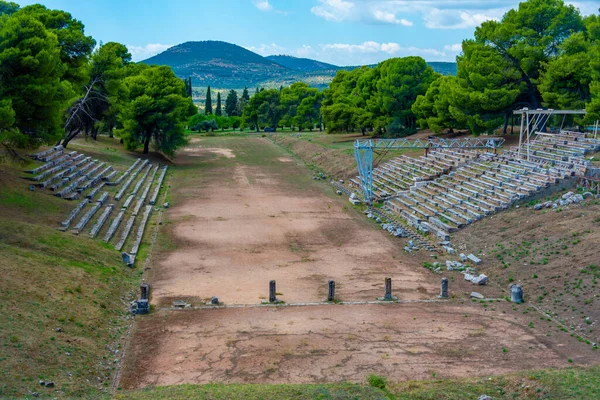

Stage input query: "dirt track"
[
  {"left": 121, "top": 136, "right": 596, "bottom": 390},
  {"left": 121, "top": 302, "right": 593, "bottom": 389},
  {"left": 148, "top": 137, "right": 435, "bottom": 306}
]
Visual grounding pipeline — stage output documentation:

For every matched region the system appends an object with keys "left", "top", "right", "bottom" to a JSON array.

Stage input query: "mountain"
[
  {"left": 266, "top": 55, "right": 340, "bottom": 72},
  {"left": 142, "top": 41, "right": 289, "bottom": 88},
  {"left": 141, "top": 41, "right": 457, "bottom": 90}
]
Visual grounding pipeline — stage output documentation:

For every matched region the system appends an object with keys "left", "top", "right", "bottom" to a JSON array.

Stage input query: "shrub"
[{"left": 367, "top": 374, "right": 387, "bottom": 389}]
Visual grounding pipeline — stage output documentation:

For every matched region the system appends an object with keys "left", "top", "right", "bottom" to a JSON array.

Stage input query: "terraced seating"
[{"left": 379, "top": 133, "right": 600, "bottom": 237}]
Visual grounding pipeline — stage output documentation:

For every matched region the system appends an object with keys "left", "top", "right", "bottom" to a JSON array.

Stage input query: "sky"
[{"left": 14, "top": 0, "right": 600, "bottom": 65}]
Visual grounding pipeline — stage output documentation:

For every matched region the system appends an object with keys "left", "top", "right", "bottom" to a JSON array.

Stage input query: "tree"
[
  {"left": 225, "top": 89, "right": 238, "bottom": 116},
  {"left": 473, "top": 0, "right": 584, "bottom": 109},
  {"left": 205, "top": 86, "right": 212, "bottom": 114},
  {"left": 449, "top": 40, "right": 522, "bottom": 134},
  {"left": 0, "top": 11, "right": 72, "bottom": 148},
  {"left": 241, "top": 87, "right": 250, "bottom": 102},
  {"left": 372, "top": 57, "right": 437, "bottom": 133},
  {"left": 412, "top": 76, "right": 463, "bottom": 133},
  {"left": 184, "top": 76, "right": 192, "bottom": 98},
  {"left": 540, "top": 14, "right": 599, "bottom": 114},
  {"left": 0, "top": 0, "right": 18, "bottom": 15},
  {"left": 62, "top": 42, "right": 132, "bottom": 146},
  {"left": 215, "top": 92, "right": 222, "bottom": 116},
  {"left": 242, "top": 89, "right": 282, "bottom": 131},
  {"left": 16, "top": 4, "right": 96, "bottom": 88},
  {"left": 117, "top": 65, "right": 196, "bottom": 155}
]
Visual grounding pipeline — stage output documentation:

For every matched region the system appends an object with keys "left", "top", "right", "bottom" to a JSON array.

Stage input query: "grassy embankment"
[
  {"left": 116, "top": 366, "right": 600, "bottom": 399},
  {"left": 0, "top": 136, "right": 157, "bottom": 398}
]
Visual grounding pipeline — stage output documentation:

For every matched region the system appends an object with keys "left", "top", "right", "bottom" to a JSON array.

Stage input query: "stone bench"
[
  {"left": 61, "top": 199, "right": 89, "bottom": 228},
  {"left": 149, "top": 166, "right": 168, "bottom": 205},
  {"left": 114, "top": 215, "right": 136, "bottom": 251},
  {"left": 122, "top": 205, "right": 153, "bottom": 267},
  {"left": 104, "top": 210, "right": 126, "bottom": 243},
  {"left": 110, "top": 158, "right": 142, "bottom": 186},
  {"left": 89, "top": 204, "right": 114, "bottom": 238},
  {"left": 73, "top": 202, "right": 102, "bottom": 233}
]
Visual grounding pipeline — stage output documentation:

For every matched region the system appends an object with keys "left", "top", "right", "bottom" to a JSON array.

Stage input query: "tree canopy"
[{"left": 118, "top": 65, "right": 196, "bottom": 156}]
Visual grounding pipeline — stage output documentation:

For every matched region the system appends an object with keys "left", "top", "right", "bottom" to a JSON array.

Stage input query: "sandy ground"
[
  {"left": 149, "top": 138, "right": 436, "bottom": 306},
  {"left": 122, "top": 136, "right": 597, "bottom": 391},
  {"left": 120, "top": 302, "right": 594, "bottom": 389}
]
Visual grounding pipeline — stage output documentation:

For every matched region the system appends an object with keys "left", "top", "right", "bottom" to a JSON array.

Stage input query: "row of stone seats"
[
  {"left": 72, "top": 192, "right": 109, "bottom": 233},
  {"left": 114, "top": 160, "right": 149, "bottom": 201},
  {"left": 108, "top": 158, "right": 142, "bottom": 186},
  {"left": 384, "top": 149, "right": 573, "bottom": 234},
  {"left": 105, "top": 163, "right": 163, "bottom": 249},
  {"left": 29, "top": 145, "right": 65, "bottom": 163},
  {"left": 368, "top": 149, "right": 478, "bottom": 200}
]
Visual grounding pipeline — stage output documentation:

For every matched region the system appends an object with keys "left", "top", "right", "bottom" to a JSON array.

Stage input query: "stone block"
[{"left": 467, "top": 254, "right": 482, "bottom": 264}]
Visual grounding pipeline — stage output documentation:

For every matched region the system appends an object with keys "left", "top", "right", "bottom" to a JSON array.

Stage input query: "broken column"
[
  {"left": 378, "top": 277, "right": 397, "bottom": 301},
  {"left": 439, "top": 277, "right": 449, "bottom": 298},
  {"left": 269, "top": 280, "right": 277, "bottom": 303},
  {"left": 135, "top": 283, "right": 150, "bottom": 315},
  {"left": 327, "top": 280, "right": 335, "bottom": 302},
  {"left": 140, "top": 283, "right": 150, "bottom": 300},
  {"left": 510, "top": 284, "right": 523, "bottom": 304}
]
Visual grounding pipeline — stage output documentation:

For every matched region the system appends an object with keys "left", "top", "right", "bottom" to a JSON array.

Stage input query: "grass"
[
  {"left": 112, "top": 366, "right": 600, "bottom": 399},
  {"left": 0, "top": 138, "right": 146, "bottom": 398}
]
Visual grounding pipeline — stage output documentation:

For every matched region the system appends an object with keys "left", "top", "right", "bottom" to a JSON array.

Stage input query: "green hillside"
[{"left": 266, "top": 54, "right": 340, "bottom": 71}]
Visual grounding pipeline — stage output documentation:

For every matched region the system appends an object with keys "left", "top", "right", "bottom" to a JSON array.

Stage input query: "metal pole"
[{"left": 518, "top": 111, "right": 525, "bottom": 158}]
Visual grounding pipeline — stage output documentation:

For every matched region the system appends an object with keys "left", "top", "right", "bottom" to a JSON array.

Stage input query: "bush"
[{"left": 367, "top": 374, "right": 387, "bottom": 389}]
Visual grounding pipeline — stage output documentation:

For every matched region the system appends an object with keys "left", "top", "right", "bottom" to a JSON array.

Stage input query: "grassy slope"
[
  {"left": 0, "top": 137, "right": 146, "bottom": 398},
  {"left": 115, "top": 366, "right": 600, "bottom": 399}
]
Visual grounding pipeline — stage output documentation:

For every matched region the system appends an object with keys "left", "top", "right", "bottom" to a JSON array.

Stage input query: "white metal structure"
[{"left": 513, "top": 108, "right": 586, "bottom": 160}]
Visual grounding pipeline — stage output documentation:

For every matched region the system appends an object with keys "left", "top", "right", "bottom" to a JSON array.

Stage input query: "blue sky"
[{"left": 14, "top": 0, "right": 600, "bottom": 65}]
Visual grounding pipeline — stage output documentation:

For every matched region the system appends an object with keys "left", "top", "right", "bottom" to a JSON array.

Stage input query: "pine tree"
[
  {"left": 215, "top": 92, "right": 222, "bottom": 116},
  {"left": 225, "top": 89, "right": 238, "bottom": 116},
  {"left": 205, "top": 86, "right": 212, "bottom": 115},
  {"left": 242, "top": 87, "right": 250, "bottom": 102}
]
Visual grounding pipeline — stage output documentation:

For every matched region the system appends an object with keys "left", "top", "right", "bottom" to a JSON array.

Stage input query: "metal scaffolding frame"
[
  {"left": 354, "top": 137, "right": 505, "bottom": 204},
  {"left": 513, "top": 108, "right": 587, "bottom": 161}
]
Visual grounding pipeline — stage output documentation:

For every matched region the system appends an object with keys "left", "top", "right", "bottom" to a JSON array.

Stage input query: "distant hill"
[
  {"left": 141, "top": 41, "right": 457, "bottom": 90},
  {"left": 142, "top": 41, "right": 288, "bottom": 88},
  {"left": 266, "top": 55, "right": 339, "bottom": 72}
]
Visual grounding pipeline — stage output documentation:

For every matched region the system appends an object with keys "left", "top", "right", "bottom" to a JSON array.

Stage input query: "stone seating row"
[
  {"left": 115, "top": 160, "right": 149, "bottom": 201},
  {"left": 368, "top": 149, "right": 478, "bottom": 200},
  {"left": 108, "top": 158, "right": 142, "bottom": 186}
]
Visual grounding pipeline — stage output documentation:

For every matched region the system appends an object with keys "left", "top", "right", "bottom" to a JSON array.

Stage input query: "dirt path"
[
  {"left": 121, "top": 302, "right": 593, "bottom": 389},
  {"left": 148, "top": 137, "right": 435, "bottom": 306}
]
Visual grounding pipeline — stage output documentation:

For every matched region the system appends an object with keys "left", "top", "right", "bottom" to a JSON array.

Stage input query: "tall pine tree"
[
  {"left": 205, "top": 86, "right": 213, "bottom": 115},
  {"left": 215, "top": 92, "right": 222, "bottom": 116},
  {"left": 225, "top": 89, "right": 238, "bottom": 116},
  {"left": 241, "top": 87, "right": 250, "bottom": 102}
]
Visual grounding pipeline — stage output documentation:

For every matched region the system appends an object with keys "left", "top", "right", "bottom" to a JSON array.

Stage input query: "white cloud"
[
  {"left": 444, "top": 43, "right": 462, "bottom": 52},
  {"left": 372, "top": 10, "right": 413, "bottom": 26},
  {"left": 127, "top": 43, "right": 173, "bottom": 61},
  {"left": 311, "top": 0, "right": 355, "bottom": 22},
  {"left": 567, "top": 1, "right": 599, "bottom": 16},
  {"left": 309, "top": 0, "right": 515, "bottom": 29},
  {"left": 424, "top": 8, "right": 503, "bottom": 29},
  {"left": 244, "top": 43, "right": 287, "bottom": 56},
  {"left": 321, "top": 41, "right": 446, "bottom": 57},
  {"left": 296, "top": 45, "right": 314, "bottom": 58},
  {"left": 252, "top": 0, "right": 272, "bottom": 12}
]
